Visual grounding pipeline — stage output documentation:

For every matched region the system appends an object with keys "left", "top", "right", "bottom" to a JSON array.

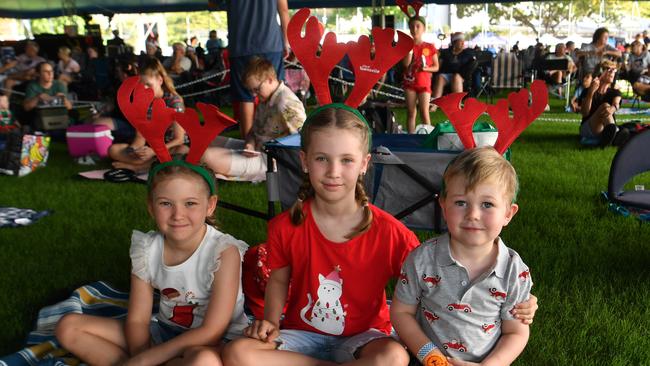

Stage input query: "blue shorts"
[
  {"left": 230, "top": 52, "right": 285, "bottom": 103},
  {"left": 150, "top": 319, "right": 235, "bottom": 345},
  {"left": 275, "top": 328, "right": 394, "bottom": 363},
  {"left": 150, "top": 319, "right": 186, "bottom": 345}
]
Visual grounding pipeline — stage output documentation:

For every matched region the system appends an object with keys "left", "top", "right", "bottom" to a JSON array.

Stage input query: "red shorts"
[{"left": 403, "top": 72, "right": 432, "bottom": 94}]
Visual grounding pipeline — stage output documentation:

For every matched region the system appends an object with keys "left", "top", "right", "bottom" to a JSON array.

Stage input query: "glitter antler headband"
[
  {"left": 288, "top": 8, "right": 413, "bottom": 109},
  {"left": 117, "top": 76, "right": 236, "bottom": 192},
  {"left": 432, "top": 79, "right": 549, "bottom": 154}
]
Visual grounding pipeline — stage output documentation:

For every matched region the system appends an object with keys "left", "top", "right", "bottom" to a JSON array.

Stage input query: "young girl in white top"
[{"left": 55, "top": 161, "right": 249, "bottom": 366}]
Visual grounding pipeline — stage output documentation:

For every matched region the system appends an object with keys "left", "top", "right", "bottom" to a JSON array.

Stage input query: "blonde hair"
[
  {"left": 148, "top": 164, "right": 218, "bottom": 226},
  {"left": 596, "top": 59, "right": 617, "bottom": 77},
  {"left": 242, "top": 57, "right": 277, "bottom": 84},
  {"left": 442, "top": 146, "right": 518, "bottom": 204},
  {"left": 58, "top": 46, "right": 71, "bottom": 57},
  {"left": 289, "top": 107, "right": 372, "bottom": 239},
  {"left": 139, "top": 57, "right": 181, "bottom": 99}
]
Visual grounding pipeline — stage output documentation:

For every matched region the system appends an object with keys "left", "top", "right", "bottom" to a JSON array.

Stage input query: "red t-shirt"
[
  {"left": 403, "top": 42, "right": 437, "bottom": 88},
  {"left": 267, "top": 200, "right": 420, "bottom": 336}
]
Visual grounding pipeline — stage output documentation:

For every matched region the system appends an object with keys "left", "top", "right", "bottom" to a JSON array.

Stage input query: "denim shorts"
[
  {"left": 275, "top": 328, "right": 394, "bottom": 363},
  {"left": 150, "top": 319, "right": 186, "bottom": 345},
  {"left": 150, "top": 319, "right": 234, "bottom": 345}
]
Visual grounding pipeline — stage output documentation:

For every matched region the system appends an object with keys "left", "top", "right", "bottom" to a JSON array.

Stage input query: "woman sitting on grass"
[{"left": 580, "top": 60, "right": 628, "bottom": 147}]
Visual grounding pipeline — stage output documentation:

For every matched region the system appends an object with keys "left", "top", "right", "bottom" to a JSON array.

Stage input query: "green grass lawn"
[{"left": 1, "top": 97, "right": 649, "bottom": 364}]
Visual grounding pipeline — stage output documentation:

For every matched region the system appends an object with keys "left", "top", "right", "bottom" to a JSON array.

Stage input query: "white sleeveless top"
[{"left": 130, "top": 225, "right": 249, "bottom": 340}]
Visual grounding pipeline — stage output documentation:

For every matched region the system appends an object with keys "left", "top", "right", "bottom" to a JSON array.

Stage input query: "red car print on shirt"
[
  {"left": 399, "top": 272, "right": 409, "bottom": 285},
  {"left": 518, "top": 270, "right": 530, "bottom": 281},
  {"left": 443, "top": 340, "right": 468, "bottom": 353},
  {"left": 447, "top": 303, "right": 472, "bottom": 313},
  {"left": 489, "top": 288, "right": 507, "bottom": 300},
  {"left": 482, "top": 322, "right": 497, "bottom": 334},
  {"left": 422, "top": 307, "right": 439, "bottom": 323},
  {"left": 422, "top": 274, "right": 441, "bottom": 288}
]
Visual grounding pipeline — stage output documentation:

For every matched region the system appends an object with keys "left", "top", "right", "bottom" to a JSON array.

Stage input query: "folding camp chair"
[
  {"left": 474, "top": 51, "right": 494, "bottom": 99},
  {"left": 607, "top": 129, "right": 650, "bottom": 211},
  {"left": 265, "top": 133, "right": 459, "bottom": 232},
  {"left": 489, "top": 52, "right": 523, "bottom": 103}
]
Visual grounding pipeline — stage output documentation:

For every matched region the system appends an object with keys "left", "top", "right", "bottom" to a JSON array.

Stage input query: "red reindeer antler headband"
[
  {"left": 432, "top": 79, "right": 549, "bottom": 154},
  {"left": 288, "top": 8, "right": 413, "bottom": 148},
  {"left": 117, "top": 76, "right": 236, "bottom": 193}
]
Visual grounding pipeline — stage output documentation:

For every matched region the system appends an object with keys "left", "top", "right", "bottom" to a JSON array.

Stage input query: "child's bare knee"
[
  {"left": 183, "top": 347, "right": 222, "bottom": 366},
  {"left": 55, "top": 313, "right": 81, "bottom": 344},
  {"left": 222, "top": 339, "right": 258, "bottom": 366}
]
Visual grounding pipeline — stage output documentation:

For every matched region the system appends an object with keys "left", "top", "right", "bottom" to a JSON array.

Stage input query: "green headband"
[
  {"left": 301, "top": 103, "right": 373, "bottom": 150},
  {"left": 148, "top": 160, "right": 216, "bottom": 195}
]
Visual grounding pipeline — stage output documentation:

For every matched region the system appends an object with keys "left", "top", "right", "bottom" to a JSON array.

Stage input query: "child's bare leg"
[
  {"left": 417, "top": 92, "right": 432, "bottom": 125},
  {"left": 202, "top": 147, "right": 234, "bottom": 176},
  {"left": 55, "top": 314, "right": 128, "bottom": 366},
  {"left": 166, "top": 345, "right": 224, "bottom": 366},
  {"left": 222, "top": 337, "right": 337, "bottom": 366},
  {"left": 342, "top": 338, "right": 409, "bottom": 366},
  {"left": 405, "top": 89, "right": 418, "bottom": 133}
]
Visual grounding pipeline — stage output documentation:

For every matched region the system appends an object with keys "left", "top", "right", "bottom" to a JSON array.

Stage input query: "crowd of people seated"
[{"left": 2, "top": 24, "right": 650, "bottom": 152}]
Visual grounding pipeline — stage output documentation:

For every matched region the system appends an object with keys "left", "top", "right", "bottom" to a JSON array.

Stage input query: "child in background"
[
  {"left": 0, "top": 92, "right": 19, "bottom": 133},
  {"left": 401, "top": 15, "right": 439, "bottom": 133},
  {"left": 202, "top": 57, "right": 305, "bottom": 181},
  {"left": 223, "top": 108, "right": 537, "bottom": 366},
  {"left": 108, "top": 57, "right": 187, "bottom": 172},
  {"left": 56, "top": 160, "right": 250, "bottom": 365},
  {"left": 391, "top": 146, "right": 532, "bottom": 366}
]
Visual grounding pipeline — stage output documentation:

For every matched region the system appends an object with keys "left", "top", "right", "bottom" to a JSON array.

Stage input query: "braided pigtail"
[
  {"left": 346, "top": 174, "right": 373, "bottom": 239},
  {"left": 289, "top": 173, "right": 315, "bottom": 226}
]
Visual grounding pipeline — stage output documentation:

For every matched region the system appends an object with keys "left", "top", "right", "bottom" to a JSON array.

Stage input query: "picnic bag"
[{"left": 0, "top": 130, "right": 51, "bottom": 176}]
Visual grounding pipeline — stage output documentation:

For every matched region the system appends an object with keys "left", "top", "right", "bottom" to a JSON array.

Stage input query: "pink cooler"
[{"left": 66, "top": 124, "right": 114, "bottom": 157}]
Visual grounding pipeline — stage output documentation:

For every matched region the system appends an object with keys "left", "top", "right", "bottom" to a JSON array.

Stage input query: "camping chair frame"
[
  {"left": 607, "top": 129, "right": 650, "bottom": 211},
  {"left": 488, "top": 52, "right": 524, "bottom": 103}
]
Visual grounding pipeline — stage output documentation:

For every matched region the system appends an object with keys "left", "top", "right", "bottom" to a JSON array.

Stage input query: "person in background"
[
  {"left": 580, "top": 60, "right": 627, "bottom": 147},
  {"left": 623, "top": 40, "right": 650, "bottom": 85},
  {"left": 576, "top": 27, "right": 622, "bottom": 79},
  {"left": 56, "top": 46, "right": 81, "bottom": 86},
  {"left": 431, "top": 32, "right": 474, "bottom": 111},
  {"left": 163, "top": 42, "right": 192, "bottom": 80},
  {"left": 23, "top": 62, "right": 72, "bottom": 112},
  {"left": 226, "top": 0, "right": 290, "bottom": 140},
  {"left": 401, "top": 15, "right": 439, "bottom": 133},
  {"left": 4, "top": 41, "right": 45, "bottom": 98}
]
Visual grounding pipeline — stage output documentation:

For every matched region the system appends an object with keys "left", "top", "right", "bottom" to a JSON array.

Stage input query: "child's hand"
[
  {"left": 135, "top": 146, "right": 154, "bottom": 161},
  {"left": 511, "top": 294, "right": 538, "bottom": 324},
  {"left": 243, "top": 319, "right": 279, "bottom": 343}
]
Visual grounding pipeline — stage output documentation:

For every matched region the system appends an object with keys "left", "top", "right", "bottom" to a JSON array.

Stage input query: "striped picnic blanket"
[{"left": 0, "top": 282, "right": 131, "bottom": 366}]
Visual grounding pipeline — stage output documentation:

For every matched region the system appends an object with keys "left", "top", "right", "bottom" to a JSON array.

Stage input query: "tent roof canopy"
[{"left": 0, "top": 0, "right": 475, "bottom": 19}]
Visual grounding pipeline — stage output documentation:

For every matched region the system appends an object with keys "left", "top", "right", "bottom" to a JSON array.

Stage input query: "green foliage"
[
  {"left": 29, "top": 15, "right": 86, "bottom": 36},
  {"left": 456, "top": 0, "right": 628, "bottom": 36}
]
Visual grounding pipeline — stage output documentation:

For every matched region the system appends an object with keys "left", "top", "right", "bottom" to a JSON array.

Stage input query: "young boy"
[
  {"left": 0, "top": 92, "right": 19, "bottom": 133},
  {"left": 202, "top": 57, "right": 305, "bottom": 181},
  {"left": 391, "top": 146, "right": 532, "bottom": 366}
]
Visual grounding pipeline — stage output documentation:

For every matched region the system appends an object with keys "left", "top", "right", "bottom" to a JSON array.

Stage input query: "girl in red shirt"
[{"left": 402, "top": 16, "right": 439, "bottom": 133}]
